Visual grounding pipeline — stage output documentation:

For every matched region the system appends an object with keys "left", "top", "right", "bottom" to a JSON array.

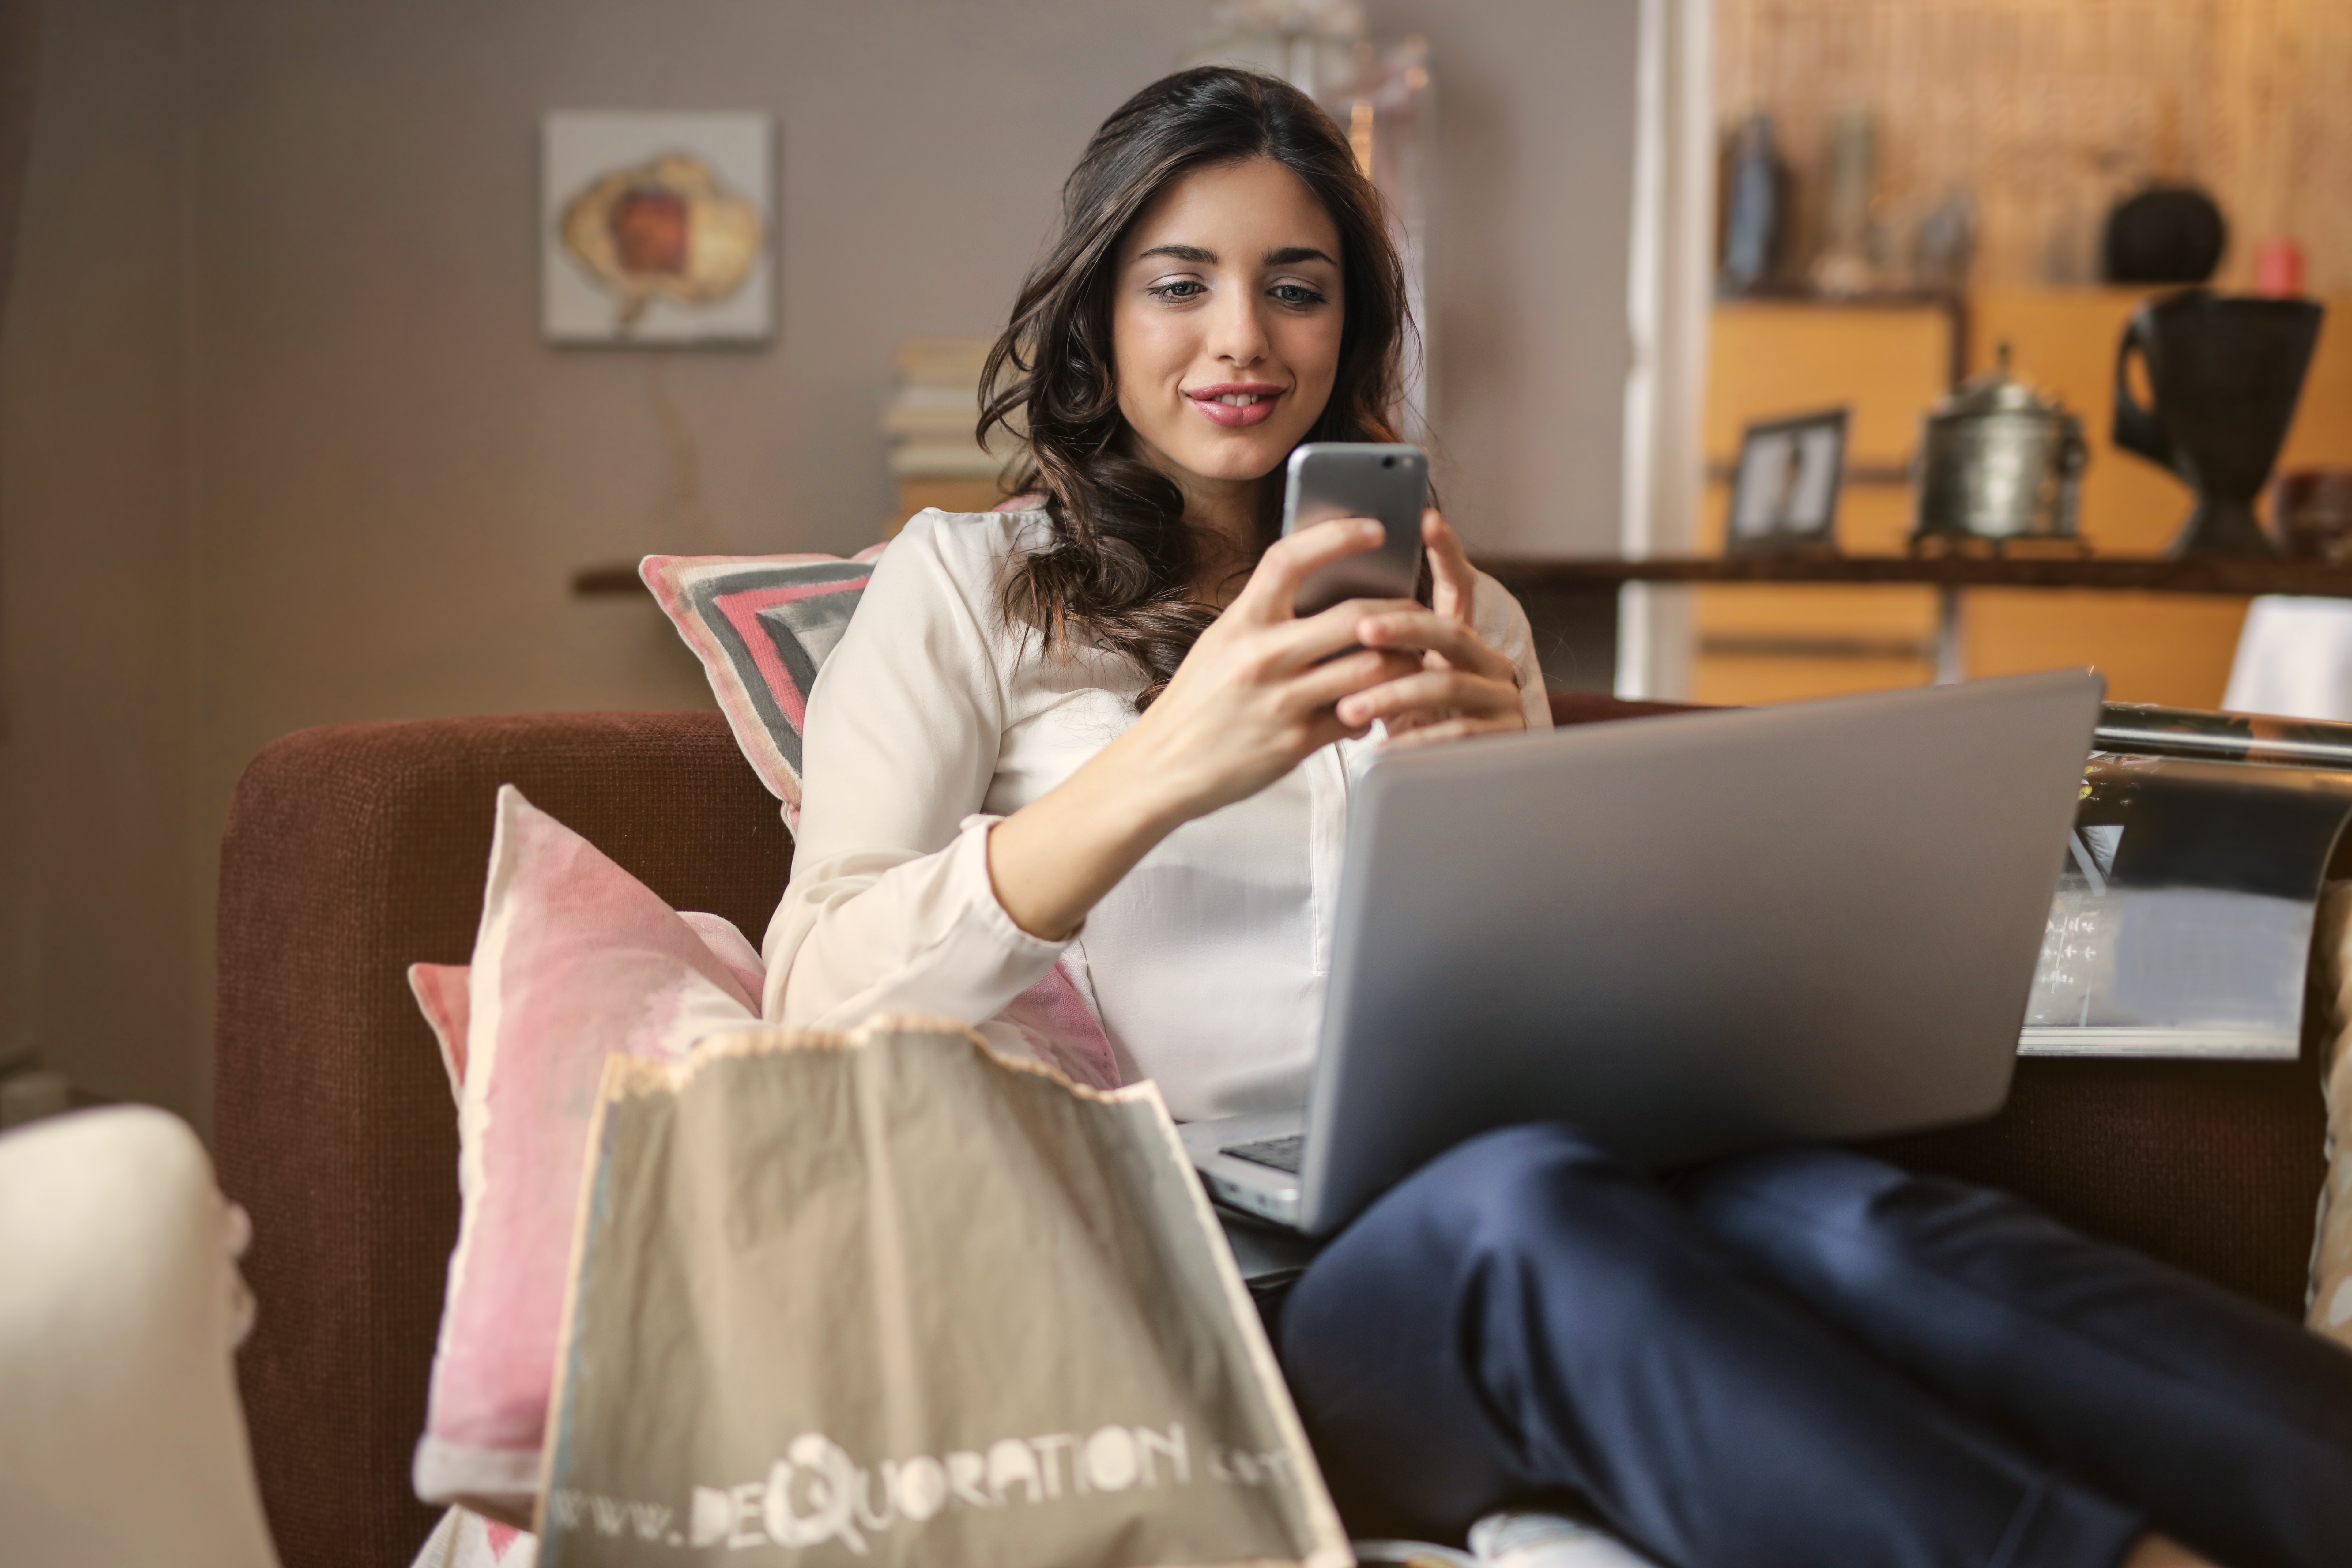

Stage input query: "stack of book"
[{"left": 882, "top": 337, "right": 1021, "bottom": 536}]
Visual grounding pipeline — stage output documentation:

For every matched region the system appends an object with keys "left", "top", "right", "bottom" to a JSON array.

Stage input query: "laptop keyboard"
[{"left": 1221, "top": 1133, "right": 1305, "bottom": 1175}]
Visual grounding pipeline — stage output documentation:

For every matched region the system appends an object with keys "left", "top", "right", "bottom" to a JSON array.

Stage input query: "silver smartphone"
[{"left": 1279, "top": 442, "right": 1429, "bottom": 617}]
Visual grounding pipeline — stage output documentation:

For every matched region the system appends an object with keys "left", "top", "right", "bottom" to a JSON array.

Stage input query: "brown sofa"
[{"left": 212, "top": 699, "right": 2328, "bottom": 1568}]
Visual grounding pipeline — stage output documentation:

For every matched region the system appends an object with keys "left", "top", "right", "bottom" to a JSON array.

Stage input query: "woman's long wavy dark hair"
[{"left": 978, "top": 66, "right": 1411, "bottom": 707}]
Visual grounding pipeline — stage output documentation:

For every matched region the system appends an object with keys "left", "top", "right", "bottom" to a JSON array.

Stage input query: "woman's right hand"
[
  {"left": 985, "top": 519, "right": 1415, "bottom": 940},
  {"left": 1107, "top": 517, "right": 1422, "bottom": 823}
]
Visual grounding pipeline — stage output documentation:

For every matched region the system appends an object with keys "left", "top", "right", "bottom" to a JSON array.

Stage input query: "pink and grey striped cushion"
[
  {"left": 640, "top": 548, "right": 888, "bottom": 821},
  {"left": 643, "top": 516, "right": 1119, "bottom": 1097}
]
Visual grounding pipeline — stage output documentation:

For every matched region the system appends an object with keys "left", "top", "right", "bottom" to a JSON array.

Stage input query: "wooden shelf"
[
  {"left": 573, "top": 564, "right": 648, "bottom": 597},
  {"left": 1481, "top": 555, "right": 2352, "bottom": 600}
]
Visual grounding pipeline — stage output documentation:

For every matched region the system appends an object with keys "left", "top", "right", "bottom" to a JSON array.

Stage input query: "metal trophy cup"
[{"left": 2113, "top": 290, "right": 2325, "bottom": 557}]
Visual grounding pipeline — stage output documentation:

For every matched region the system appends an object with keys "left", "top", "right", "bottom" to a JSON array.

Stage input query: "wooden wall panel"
[
  {"left": 1705, "top": 302, "right": 1954, "bottom": 465},
  {"left": 1717, "top": 0, "right": 2352, "bottom": 293},
  {"left": 1965, "top": 590, "right": 2248, "bottom": 707},
  {"left": 1696, "top": 301, "right": 1949, "bottom": 702}
]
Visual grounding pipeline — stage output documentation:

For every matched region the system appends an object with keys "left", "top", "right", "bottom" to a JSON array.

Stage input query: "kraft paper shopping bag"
[{"left": 535, "top": 1017, "right": 1350, "bottom": 1568}]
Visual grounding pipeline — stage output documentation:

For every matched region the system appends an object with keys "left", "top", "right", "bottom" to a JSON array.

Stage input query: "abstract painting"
[{"left": 541, "top": 111, "right": 774, "bottom": 345}]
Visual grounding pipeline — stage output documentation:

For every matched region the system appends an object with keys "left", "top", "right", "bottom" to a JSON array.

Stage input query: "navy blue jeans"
[{"left": 1276, "top": 1123, "right": 2352, "bottom": 1568}]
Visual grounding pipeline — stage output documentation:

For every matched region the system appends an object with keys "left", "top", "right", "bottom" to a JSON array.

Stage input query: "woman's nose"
[{"left": 1210, "top": 291, "right": 1270, "bottom": 368}]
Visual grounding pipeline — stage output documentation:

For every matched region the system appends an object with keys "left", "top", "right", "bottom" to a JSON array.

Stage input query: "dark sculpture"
[
  {"left": 2102, "top": 185, "right": 2227, "bottom": 285},
  {"left": 2113, "top": 290, "right": 2324, "bottom": 557}
]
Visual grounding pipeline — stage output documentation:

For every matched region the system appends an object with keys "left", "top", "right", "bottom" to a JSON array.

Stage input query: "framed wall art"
[
  {"left": 541, "top": 111, "right": 775, "bottom": 345},
  {"left": 1726, "top": 407, "right": 1849, "bottom": 554}
]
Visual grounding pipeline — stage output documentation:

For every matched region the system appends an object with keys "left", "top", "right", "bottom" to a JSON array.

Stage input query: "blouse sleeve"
[
  {"left": 759, "top": 514, "right": 1068, "bottom": 1027},
  {"left": 1470, "top": 567, "right": 1556, "bottom": 731}
]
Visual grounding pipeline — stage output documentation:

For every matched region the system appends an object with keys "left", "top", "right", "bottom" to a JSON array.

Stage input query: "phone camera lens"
[{"left": 1381, "top": 455, "right": 1397, "bottom": 468}]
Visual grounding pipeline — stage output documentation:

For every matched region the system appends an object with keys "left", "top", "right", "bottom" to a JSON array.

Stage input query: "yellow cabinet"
[
  {"left": 1694, "top": 290, "right": 2352, "bottom": 709},
  {"left": 1694, "top": 301, "right": 1950, "bottom": 703}
]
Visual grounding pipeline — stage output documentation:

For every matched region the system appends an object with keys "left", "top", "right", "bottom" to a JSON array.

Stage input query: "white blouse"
[{"left": 762, "top": 509, "right": 1551, "bottom": 1122}]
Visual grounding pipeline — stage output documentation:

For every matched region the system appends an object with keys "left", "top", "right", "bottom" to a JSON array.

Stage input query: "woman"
[{"left": 768, "top": 67, "right": 2348, "bottom": 1568}]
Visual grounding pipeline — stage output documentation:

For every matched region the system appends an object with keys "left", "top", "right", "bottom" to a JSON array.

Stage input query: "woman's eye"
[
  {"left": 1270, "top": 283, "right": 1328, "bottom": 308},
  {"left": 1148, "top": 280, "right": 1206, "bottom": 301}
]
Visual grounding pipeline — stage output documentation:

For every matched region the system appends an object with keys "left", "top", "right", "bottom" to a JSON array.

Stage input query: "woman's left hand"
[{"left": 1335, "top": 510, "right": 1529, "bottom": 749}]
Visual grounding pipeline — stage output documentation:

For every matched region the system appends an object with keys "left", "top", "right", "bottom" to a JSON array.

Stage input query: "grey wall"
[
  {"left": 0, "top": 0, "right": 1639, "bottom": 1133},
  {"left": 1372, "top": 0, "right": 1638, "bottom": 556},
  {"left": 0, "top": 0, "right": 199, "bottom": 1114}
]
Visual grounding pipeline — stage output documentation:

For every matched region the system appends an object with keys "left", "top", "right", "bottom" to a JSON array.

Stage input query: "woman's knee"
[
  {"left": 1309, "top": 1121, "right": 1729, "bottom": 1332},
  {"left": 1394, "top": 1121, "right": 1621, "bottom": 1223},
  {"left": 1682, "top": 1144, "right": 1917, "bottom": 1238},
  {"left": 1342, "top": 1122, "right": 1660, "bottom": 1272},
  {"left": 1279, "top": 1124, "right": 1718, "bottom": 1534},
  {"left": 1680, "top": 1144, "right": 2013, "bottom": 1295}
]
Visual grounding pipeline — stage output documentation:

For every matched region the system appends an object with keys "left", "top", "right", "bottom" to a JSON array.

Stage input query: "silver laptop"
[{"left": 1182, "top": 669, "right": 2104, "bottom": 1238}]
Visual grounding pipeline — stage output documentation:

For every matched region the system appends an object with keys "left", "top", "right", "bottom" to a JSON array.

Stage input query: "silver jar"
[{"left": 1914, "top": 347, "right": 2087, "bottom": 544}]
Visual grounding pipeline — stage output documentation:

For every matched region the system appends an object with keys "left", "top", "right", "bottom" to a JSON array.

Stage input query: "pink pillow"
[
  {"left": 641, "top": 499, "right": 1039, "bottom": 826},
  {"left": 408, "top": 963, "right": 471, "bottom": 1104},
  {"left": 676, "top": 911, "right": 766, "bottom": 1000},
  {"left": 411, "top": 786, "right": 760, "bottom": 1514},
  {"left": 409, "top": 925, "right": 757, "bottom": 1109},
  {"left": 640, "top": 550, "right": 887, "bottom": 824}
]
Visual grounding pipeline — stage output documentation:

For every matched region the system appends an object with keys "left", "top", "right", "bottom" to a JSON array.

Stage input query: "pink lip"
[{"left": 1185, "top": 382, "right": 1286, "bottom": 429}]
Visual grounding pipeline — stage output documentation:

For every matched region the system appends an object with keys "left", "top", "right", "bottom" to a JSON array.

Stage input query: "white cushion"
[
  {"left": 2224, "top": 596, "right": 2352, "bottom": 722},
  {"left": 0, "top": 1106, "right": 277, "bottom": 1567}
]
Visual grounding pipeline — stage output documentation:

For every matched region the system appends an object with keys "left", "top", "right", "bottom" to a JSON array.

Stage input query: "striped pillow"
[{"left": 640, "top": 548, "right": 887, "bottom": 823}]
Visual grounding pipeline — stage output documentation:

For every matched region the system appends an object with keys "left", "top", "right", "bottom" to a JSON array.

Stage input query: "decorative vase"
[{"left": 2112, "top": 290, "right": 2325, "bottom": 558}]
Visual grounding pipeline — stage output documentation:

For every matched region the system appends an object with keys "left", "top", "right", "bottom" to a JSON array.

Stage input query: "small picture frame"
[
  {"left": 1727, "top": 408, "right": 1849, "bottom": 554},
  {"left": 541, "top": 111, "right": 775, "bottom": 345}
]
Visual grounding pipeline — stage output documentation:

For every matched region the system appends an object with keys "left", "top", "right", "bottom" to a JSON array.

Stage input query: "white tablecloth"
[{"left": 2224, "top": 596, "right": 2352, "bottom": 721}]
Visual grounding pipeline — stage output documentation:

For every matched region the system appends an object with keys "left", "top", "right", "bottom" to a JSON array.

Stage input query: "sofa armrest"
[
  {"left": 1867, "top": 1057, "right": 2322, "bottom": 1316},
  {"left": 1547, "top": 692, "right": 1708, "bottom": 727},
  {"left": 213, "top": 711, "right": 787, "bottom": 1568}
]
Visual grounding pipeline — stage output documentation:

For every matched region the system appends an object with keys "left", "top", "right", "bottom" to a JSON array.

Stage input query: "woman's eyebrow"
[
  {"left": 1136, "top": 243, "right": 1217, "bottom": 264},
  {"left": 1264, "top": 246, "right": 1335, "bottom": 266}
]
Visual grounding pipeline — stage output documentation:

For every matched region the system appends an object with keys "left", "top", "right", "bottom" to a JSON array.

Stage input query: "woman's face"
[{"left": 1110, "top": 157, "right": 1345, "bottom": 490}]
